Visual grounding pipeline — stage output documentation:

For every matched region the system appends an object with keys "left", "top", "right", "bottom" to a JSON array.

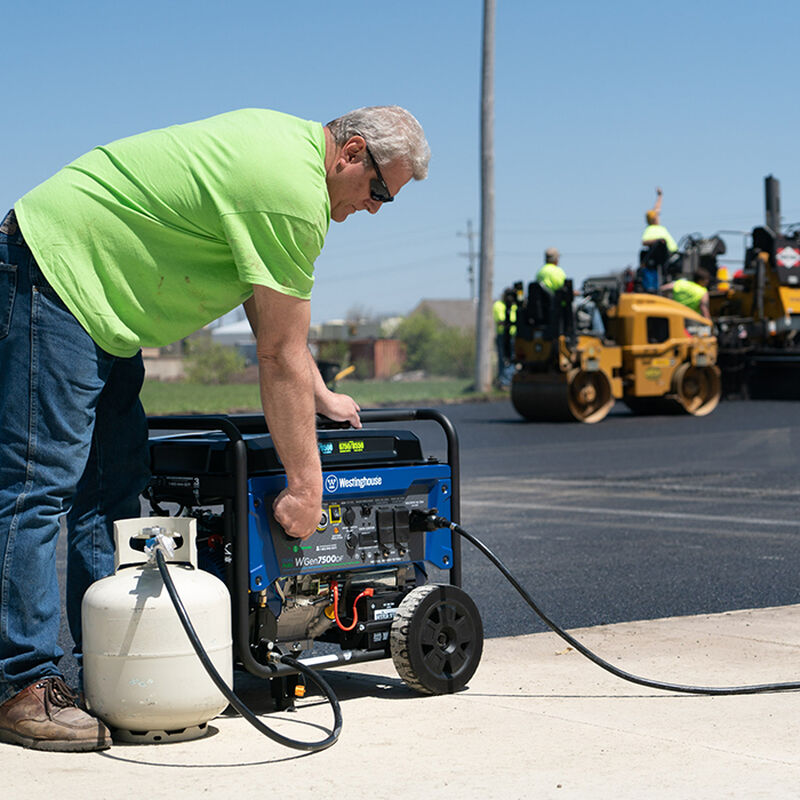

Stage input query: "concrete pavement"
[{"left": 4, "top": 604, "right": 800, "bottom": 799}]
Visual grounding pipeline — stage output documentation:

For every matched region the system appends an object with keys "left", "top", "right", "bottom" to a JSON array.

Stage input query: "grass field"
[{"left": 140, "top": 377, "right": 497, "bottom": 414}]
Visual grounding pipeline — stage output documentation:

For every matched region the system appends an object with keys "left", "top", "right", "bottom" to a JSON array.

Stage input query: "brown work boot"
[{"left": 0, "top": 676, "right": 111, "bottom": 752}]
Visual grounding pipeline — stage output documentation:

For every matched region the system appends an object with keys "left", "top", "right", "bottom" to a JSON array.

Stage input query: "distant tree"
[
  {"left": 316, "top": 340, "right": 349, "bottom": 365},
  {"left": 184, "top": 339, "right": 246, "bottom": 384},
  {"left": 394, "top": 310, "right": 475, "bottom": 378}
]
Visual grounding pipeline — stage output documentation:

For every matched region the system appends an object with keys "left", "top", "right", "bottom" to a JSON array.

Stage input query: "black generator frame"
[{"left": 146, "top": 408, "right": 462, "bottom": 681}]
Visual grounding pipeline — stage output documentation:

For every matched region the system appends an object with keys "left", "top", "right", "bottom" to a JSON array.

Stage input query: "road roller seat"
[
  {"left": 553, "top": 282, "right": 575, "bottom": 339},
  {"left": 526, "top": 281, "right": 551, "bottom": 327},
  {"left": 641, "top": 239, "right": 669, "bottom": 270}
]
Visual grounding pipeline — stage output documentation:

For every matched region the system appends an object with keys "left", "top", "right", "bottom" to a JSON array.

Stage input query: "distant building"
[
  {"left": 210, "top": 319, "right": 254, "bottom": 346},
  {"left": 309, "top": 318, "right": 405, "bottom": 380},
  {"left": 312, "top": 319, "right": 383, "bottom": 341},
  {"left": 143, "top": 310, "right": 412, "bottom": 382},
  {"left": 408, "top": 299, "right": 477, "bottom": 331}
]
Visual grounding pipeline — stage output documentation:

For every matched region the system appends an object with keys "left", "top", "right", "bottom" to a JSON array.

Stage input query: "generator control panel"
[{"left": 249, "top": 465, "right": 452, "bottom": 590}]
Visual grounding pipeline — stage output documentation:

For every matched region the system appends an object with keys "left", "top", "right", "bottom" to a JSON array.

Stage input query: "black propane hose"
[
  {"left": 411, "top": 510, "right": 800, "bottom": 696},
  {"left": 154, "top": 548, "right": 342, "bottom": 752}
]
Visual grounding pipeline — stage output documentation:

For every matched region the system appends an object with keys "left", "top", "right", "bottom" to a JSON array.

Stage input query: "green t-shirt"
[
  {"left": 536, "top": 263, "right": 566, "bottom": 292},
  {"left": 16, "top": 109, "right": 329, "bottom": 357}
]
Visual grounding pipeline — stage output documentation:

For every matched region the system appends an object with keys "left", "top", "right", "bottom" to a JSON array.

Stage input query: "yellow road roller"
[{"left": 507, "top": 279, "right": 721, "bottom": 423}]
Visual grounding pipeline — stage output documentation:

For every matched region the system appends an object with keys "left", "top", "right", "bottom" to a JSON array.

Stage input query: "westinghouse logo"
[{"left": 324, "top": 474, "right": 383, "bottom": 493}]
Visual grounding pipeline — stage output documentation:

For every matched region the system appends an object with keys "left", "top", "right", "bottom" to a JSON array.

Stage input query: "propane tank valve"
[{"left": 143, "top": 527, "right": 177, "bottom": 564}]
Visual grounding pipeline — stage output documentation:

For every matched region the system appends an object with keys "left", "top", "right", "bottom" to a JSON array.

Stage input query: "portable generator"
[{"left": 144, "top": 409, "right": 483, "bottom": 707}]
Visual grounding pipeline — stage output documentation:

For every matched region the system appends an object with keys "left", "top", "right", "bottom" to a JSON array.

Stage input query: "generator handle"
[{"left": 356, "top": 408, "right": 462, "bottom": 586}]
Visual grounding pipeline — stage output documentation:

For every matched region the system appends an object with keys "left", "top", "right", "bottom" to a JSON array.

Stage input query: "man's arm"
[
  {"left": 653, "top": 187, "right": 663, "bottom": 216},
  {"left": 245, "top": 287, "right": 321, "bottom": 539},
  {"left": 699, "top": 290, "right": 710, "bottom": 320},
  {"left": 244, "top": 296, "right": 361, "bottom": 429}
]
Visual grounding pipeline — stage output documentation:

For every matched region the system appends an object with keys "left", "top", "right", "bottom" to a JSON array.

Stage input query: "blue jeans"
[
  {"left": 495, "top": 333, "right": 514, "bottom": 387},
  {"left": 0, "top": 210, "right": 150, "bottom": 703}
]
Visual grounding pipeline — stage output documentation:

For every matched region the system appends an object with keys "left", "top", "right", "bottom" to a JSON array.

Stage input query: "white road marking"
[{"left": 461, "top": 498, "right": 797, "bottom": 528}]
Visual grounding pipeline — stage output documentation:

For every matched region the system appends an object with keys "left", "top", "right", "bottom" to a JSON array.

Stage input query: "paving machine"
[
  {"left": 709, "top": 176, "right": 800, "bottom": 398},
  {"left": 143, "top": 410, "right": 483, "bottom": 709},
  {"left": 506, "top": 277, "right": 721, "bottom": 423}
]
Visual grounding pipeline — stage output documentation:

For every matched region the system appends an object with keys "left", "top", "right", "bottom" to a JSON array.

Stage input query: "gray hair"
[{"left": 327, "top": 105, "right": 430, "bottom": 180}]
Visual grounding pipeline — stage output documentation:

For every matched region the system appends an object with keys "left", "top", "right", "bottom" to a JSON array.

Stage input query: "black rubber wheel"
[{"left": 390, "top": 584, "right": 483, "bottom": 695}]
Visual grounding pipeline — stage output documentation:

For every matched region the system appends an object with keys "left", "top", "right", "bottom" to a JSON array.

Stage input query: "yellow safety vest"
[
  {"left": 672, "top": 278, "right": 706, "bottom": 313},
  {"left": 493, "top": 300, "right": 517, "bottom": 336},
  {"left": 642, "top": 224, "right": 678, "bottom": 253},
  {"left": 536, "top": 263, "right": 566, "bottom": 292}
]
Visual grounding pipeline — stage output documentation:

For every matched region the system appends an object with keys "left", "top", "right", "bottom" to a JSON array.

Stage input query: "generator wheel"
[
  {"left": 673, "top": 363, "right": 721, "bottom": 416},
  {"left": 390, "top": 584, "right": 483, "bottom": 695}
]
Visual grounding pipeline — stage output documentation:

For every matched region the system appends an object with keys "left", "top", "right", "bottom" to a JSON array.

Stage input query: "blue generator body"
[{"left": 144, "top": 410, "right": 481, "bottom": 699}]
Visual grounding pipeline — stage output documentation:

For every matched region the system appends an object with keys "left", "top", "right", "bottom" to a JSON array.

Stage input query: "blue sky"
[{"left": 6, "top": 1, "right": 800, "bottom": 324}]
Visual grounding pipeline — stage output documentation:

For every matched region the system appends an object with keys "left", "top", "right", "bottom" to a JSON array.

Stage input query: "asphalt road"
[
  {"left": 415, "top": 398, "right": 800, "bottom": 638},
  {"left": 56, "top": 396, "right": 799, "bottom": 684}
]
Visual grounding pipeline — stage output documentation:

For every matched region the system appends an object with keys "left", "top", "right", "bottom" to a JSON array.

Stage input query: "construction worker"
[
  {"left": 639, "top": 188, "right": 679, "bottom": 293},
  {"left": 493, "top": 292, "right": 517, "bottom": 388},
  {"left": 0, "top": 105, "right": 430, "bottom": 752},
  {"left": 660, "top": 267, "right": 711, "bottom": 320},
  {"left": 642, "top": 187, "right": 678, "bottom": 253},
  {"left": 536, "top": 247, "right": 566, "bottom": 292}
]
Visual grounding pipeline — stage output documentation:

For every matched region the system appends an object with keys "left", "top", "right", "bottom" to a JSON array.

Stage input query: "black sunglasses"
[{"left": 363, "top": 143, "right": 394, "bottom": 203}]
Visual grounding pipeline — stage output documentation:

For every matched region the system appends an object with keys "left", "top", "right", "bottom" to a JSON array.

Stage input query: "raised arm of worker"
[
  {"left": 642, "top": 187, "right": 665, "bottom": 246},
  {"left": 653, "top": 187, "right": 663, "bottom": 216}
]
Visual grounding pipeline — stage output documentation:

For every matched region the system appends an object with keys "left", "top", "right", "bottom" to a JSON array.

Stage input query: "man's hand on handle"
[
  {"left": 317, "top": 389, "right": 362, "bottom": 429},
  {"left": 273, "top": 486, "right": 322, "bottom": 540}
]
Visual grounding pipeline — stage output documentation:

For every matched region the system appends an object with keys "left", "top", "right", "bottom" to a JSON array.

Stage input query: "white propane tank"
[{"left": 82, "top": 517, "right": 232, "bottom": 743}]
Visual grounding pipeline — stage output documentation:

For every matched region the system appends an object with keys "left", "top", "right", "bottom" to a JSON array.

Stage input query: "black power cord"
[
  {"left": 411, "top": 510, "right": 800, "bottom": 696},
  {"left": 154, "top": 548, "right": 342, "bottom": 752}
]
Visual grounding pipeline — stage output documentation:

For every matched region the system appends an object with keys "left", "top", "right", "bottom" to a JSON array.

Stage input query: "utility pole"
[
  {"left": 475, "top": 0, "right": 495, "bottom": 392},
  {"left": 457, "top": 219, "right": 478, "bottom": 300}
]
